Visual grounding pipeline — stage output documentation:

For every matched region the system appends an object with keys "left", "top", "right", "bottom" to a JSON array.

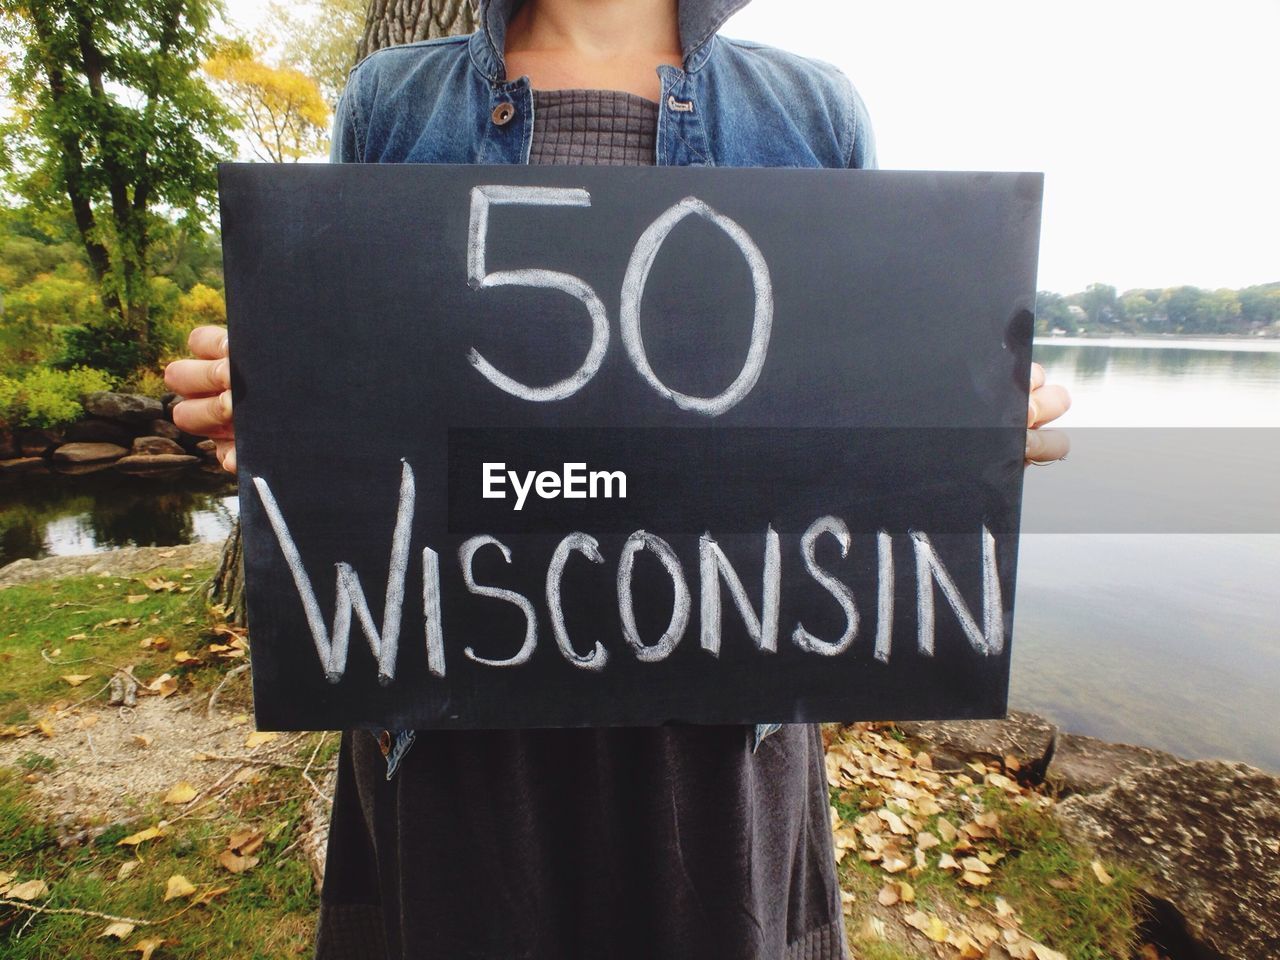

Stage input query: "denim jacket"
[{"left": 331, "top": 0, "right": 877, "bottom": 778}]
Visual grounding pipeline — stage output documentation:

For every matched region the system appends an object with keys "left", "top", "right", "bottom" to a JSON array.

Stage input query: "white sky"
[{"left": 224, "top": 0, "right": 1280, "bottom": 294}]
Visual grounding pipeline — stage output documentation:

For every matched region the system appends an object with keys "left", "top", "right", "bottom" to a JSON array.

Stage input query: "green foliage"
[
  {"left": 0, "top": 365, "right": 114, "bottom": 429},
  {"left": 0, "top": 0, "right": 234, "bottom": 346},
  {"left": 1037, "top": 280, "right": 1280, "bottom": 336}
]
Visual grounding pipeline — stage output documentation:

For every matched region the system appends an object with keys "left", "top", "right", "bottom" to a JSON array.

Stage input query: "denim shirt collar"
[{"left": 470, "top": 0, "right": 752, "bottom": 82}]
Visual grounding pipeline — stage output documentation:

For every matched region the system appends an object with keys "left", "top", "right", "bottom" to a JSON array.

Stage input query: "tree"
[
  {"left": 0, "top": 0, "right": 232, "bottom": 369},
  {"left": 263, "top": 0, "right": 368, "bottom": 108},
  {"left": 358, "top": 0, "right": 476, "bottom": 59},
  {"left": 1080, "top": 283, "right": 1118, "bottom": 327},
  {"left": 205, "top": 44, "right": 330, "bottom": 162},
  {"left": 209, "top": 0, "right": 479, "bottom": 625}
]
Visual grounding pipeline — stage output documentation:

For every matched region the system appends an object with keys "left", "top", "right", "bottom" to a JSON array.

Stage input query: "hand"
[
  {"left": 1025, "top": 361, "right": 1070, "bottom": 464},
  {"left": 164, "top": 325, "right": 236, "bottom": 474}
]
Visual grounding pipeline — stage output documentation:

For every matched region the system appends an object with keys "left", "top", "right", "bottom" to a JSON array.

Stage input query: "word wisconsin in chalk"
[{"left": 252, "top": 461, "right": 1004, "bottom": 685}]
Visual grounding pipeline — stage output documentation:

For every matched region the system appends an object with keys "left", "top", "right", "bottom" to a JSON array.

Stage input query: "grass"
[
  {"left": 831, "top": 758, "right": 1144, "bottom": 960},
  {"left": 0, "top": 568, "right": 322, "bottom": 957}
]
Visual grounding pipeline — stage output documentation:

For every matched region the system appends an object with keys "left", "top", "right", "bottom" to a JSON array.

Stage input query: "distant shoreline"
[{"left": 1038, "top": 334, "right": 1280, "bottom": 352}]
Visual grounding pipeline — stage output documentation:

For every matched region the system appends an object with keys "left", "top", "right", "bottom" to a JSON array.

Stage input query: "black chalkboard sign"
[{"left": 219, "top": 163, "right": 1041, "bottom": 732}]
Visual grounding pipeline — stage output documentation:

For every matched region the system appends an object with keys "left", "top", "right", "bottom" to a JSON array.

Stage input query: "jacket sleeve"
[
  {"left": 329, "top": 68, "right": 364, "bottom": 164},
  {"left": 845, "top": 77, "right": 878, "bottom": 171}
]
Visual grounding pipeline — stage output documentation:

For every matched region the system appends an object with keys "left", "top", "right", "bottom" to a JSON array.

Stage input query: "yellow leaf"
[
  {"left": 125, "top": 594, "right": 149, "bottom": 604},
  {"left": 172, "top": 650, "right": 200, "bottom": 666},
  {"left": 938, "top": 853, "right": 961, "bottom": 871},
  {"left": 244, "top": 731, "right": 279, "bottom": 749},
  {"left": 915, "top": 831, "right": 940, "bottom": 851},
  {"left": 1030, "top": 944, "right": 1070, "bottom": 960},
  {"left": 0, "top": 869, "right": 14, "bottom": 893},
  {"left": 228, "top": 828, "right": 265, "bottom": 856},
  {"left": 117, "top": 825, "right": 165, "bottom": 847},
  {"left": 897, "top": 880, "right": 915, "bottom": 903},
  {"left": 960, "top": 856, "right": 992, "bottom": 874},
  {"left": 218, "top": 849, "right": 259, "bottom": 874},
  {"left": 961, "top": 870, "right": 992, "bottom": 886},
  {"left": 194, "top": 885, "right": 231, "bottom": 905},
  {"left": 163, "top": 874, "right": 196, "bottom": 901},
  {"left": 133, "top": 937, "right": 166, "bottom": 960},
  {"left": 60, "top": 674, "right": 92, "bottom": 687},
  {"left": 7, "top": 878, "right": 49, "bottom": 901},
  {"left": 1091, "top": 860, "right": 1114, "bottom": 886},
  {"left": 936, "top": 818, "right": 958, "bottom": 843},
  {"left": 65, "top": 633, "right": 87, "bottom": 642},
  {"left": 37, "top": 719, "right": 55, "bottom": 738},
  {"left": 877, "top": 883, "right": 899, "bottom": 906},
  {"left": 101, "top": 921, "right": 135, "bottom": 939},
  {"left": 163, "top": 781, "right": 198, "bottom": 805},
  {"left": 116, "top": 861, "right": 139, "bottom": 881},
  {"left": 146, "top": 673, "right": 178, "bottom": 698}
]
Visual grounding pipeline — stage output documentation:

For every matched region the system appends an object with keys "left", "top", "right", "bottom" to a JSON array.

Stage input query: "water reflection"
[
  {"left": 0, "top": 471, "right": 238, "bottom": 567},
  {"left": 1018, "top": 339, "right": 1280, "bottom": 770}
]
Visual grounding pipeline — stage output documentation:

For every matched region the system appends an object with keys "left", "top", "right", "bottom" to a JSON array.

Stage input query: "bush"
[
  {"left": 0, "top": 366, "right": 115, "bottom": 429},
  {"left": 59, "top": 315, "right": 157, "bottom": 380}
]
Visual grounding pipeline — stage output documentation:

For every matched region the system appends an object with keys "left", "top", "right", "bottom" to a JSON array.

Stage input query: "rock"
[
  {"left": 148, "top": 418, "right": 181, "bottom": 441},
  {"left": 64, "top": 418, "right": 135, "bottom": 446},
  {"left": 113, "top": 453, "right": 199, "bottom": 471},
  {"left": 131, "top": 436, "right": 185, "bottom": 456},
  {"left": 1056, "top": 760, "right": 1280, "bottom": 960},
  {"left": 0, "top": 457, "right": 47, "bottom": 474},
  {"left": 82, "top": 391, "right": 164, "bottom": 424},
  {"left": 1046, "top": 733, "right": 1179, "bottom": 796},
  {"left": 16, "top": 428, "right": 63, "bottom": 457},
  {"left": 895, "top": 710, "right": 1057, "bottom": 775},
  {"left": 51, "top": 461, "right": 115, "bottom": 477},
  {"left": 0, "top": 543, "right": 222, "bottom": 588},
  {"left": 50, "top": 442, "right": 128, "bottom": 464}
]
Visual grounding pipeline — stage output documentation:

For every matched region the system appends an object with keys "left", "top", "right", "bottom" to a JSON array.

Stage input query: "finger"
[
  {"left": 1029, "top": 383, "right": 1071, "bottom": 428},
  {"left": 1029, "top": 362, "right": 1046, "bottom": 392},
  {"left": 164, "top": 357, "right": 230, "bottom": 397},
  {"left": 1025, "top": 428, "right": 1070, "bottom": 463},
  {"left": 215, "top": 439, "right": 237, "bottom": 474},
  {"left": 188, "top": 325, "right": 229, "bottom": 360},
  {"left": 172, "top": 391, "right": 234, "bottom": 438}
]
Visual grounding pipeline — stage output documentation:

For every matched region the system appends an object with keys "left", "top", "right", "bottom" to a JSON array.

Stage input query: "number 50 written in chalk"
[{"left": 466, "top": 185, "right": 775, "bottom": 417}]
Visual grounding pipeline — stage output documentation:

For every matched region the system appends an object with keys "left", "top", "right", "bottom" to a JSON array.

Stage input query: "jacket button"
[
  {"left": 377, "top": 730, "right": 392, "bottom": 756},
  {"left": 491, "top": 102, "right": 516, "bottom": 125}
]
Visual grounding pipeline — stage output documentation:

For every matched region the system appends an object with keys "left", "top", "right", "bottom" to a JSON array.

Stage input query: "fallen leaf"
[
  {"left": 936, "top": 818, "right": 959, "bottom": 843},
  {"left": 37, "top": 719, "right": 55, "bottom": 738},
  {"left": 117, "top": 825, "right": 165, "bottom": 847},
  {"left": 116, "top": 861, "right": 140, "bottom": 881},
  {"left": 132, "top": 937, "right": 166, "bottom": 960},
  {"left": 171, "top": 650, "right": 200, "bottom": 667},
  {"left": 896, "top": 880, "right": 915, "bottom": 903},
  {"left": 64, "top": 633, "right": 88, "bottom": 642},
  {"left": 133, "top": 734, "right": 153, "bottom": 749},
  {"left": 0, "top": 869, "right": 13, "bottom": 893},
  {"left": 1030, "top": 944, "right": 1070, "bottom": 960},
  {"left": 146, "top": 673, "right": 178, "bottom": 698},
  {"left": 938, "top": 853, "right": 961, "bottom": 871},
  {"left": 1091, "top": 860, "right": 1114, "bottom": 886},
  {"left": 877, "top": 883, "right": 899, "bottom": 906},
  {"left": 7, "top": 878, "right": 49, "bottom": 901},
  {"left": 228, "top": 828, "right": 265, "bottom": 856},
  {"left": 961, "top": 870, "right": 992, "bottom": 886},
  {"left": 143, "top": 577, "right": 179, "bottom": 592},
  {"left": 125, "top": 594, "right": 149, "bottom": 604},
  {"left": 194, "top": 885, "right": 231, "bottom": 906},
  {"left": 60, "top": 674, "right": 92, "bottom": 687},
  {"left": 163, "top": 874, "right": 196, "bottom": 901},
  {"left": 244, "top": 731, "right": 279, "bottom": 749},
  {"left": 960, "top": 856, "right": 991, "bottom": 874},
  {"left": 218, "top": 850, "right": 259, "bottom": 874},
  {"left": 101, "top": 920, "right": 135, "bottom": 939},
  {"left": 915, "top": 831, "right": 940, "bottom": 851},
  {"left": 163, "top": 781, "right": 197, "bottom": 805}
]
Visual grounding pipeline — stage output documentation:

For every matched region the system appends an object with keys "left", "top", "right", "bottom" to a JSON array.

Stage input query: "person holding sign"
[{"left": 168, "top": 0, "right": 1070, "bottom": 957}]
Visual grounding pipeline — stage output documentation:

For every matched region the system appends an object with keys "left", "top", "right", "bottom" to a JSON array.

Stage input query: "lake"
[
  {"left": 1016, "top": 337, "right": 1280, "bottom": 770},
  {"left": 1, "top": 337, "right": 1277, "bottom": 769}
]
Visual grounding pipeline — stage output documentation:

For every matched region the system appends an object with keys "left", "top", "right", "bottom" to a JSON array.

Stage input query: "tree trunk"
[
  {"left": 358, "top": 0, "right": 478, "bottom": 59},
  {"left": 211, "top": 0, "right": 478, "bottom": 627},
  {"left": 209, "top": 516, "right": 246, "bottom": 625}
]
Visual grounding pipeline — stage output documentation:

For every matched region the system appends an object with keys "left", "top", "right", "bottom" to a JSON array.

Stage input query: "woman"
[{"left": 167, "top": 1, "right": 1070, "bottom": 957}]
